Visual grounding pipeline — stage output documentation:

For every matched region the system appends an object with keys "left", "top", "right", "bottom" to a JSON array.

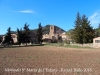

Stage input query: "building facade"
[
  {"left": 1, "top": 25, "right": 67, "bottom": 44},
  {"left": 42, "top": 25, "right": 67, "bottom": 41},
  {"left": 93, "top": 37, "right": 100, "bottom": 48},
  {"left": 2, "top": 34, "right": 17, "bottom": 43}
]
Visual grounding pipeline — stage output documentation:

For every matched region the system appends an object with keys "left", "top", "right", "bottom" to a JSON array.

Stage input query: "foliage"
[
  {"left": 57, "top": 35, "right": 62, "bottom": 43},
  {"left": 31, "top": 25, "right": 65, "bottom": 34},
  {"left": 81, "top": 15, "right": 94, "bottom": 43},
  {"left": 36, "top": 23, "right": 43, "bottom": 44},
  {"left": 51, "top": 37, "right": 57, "bottom": 43},
  {"left": 66, "top": 29, "right": 74, "bottom": 40},
  {"left": 23, "top": 23, "right": 31, "bottom": 46},
  {"left": 98, "top": 23, "right": 100, "bottom": 28},
  {"left": 94, "top": 24, "right": 100, "bottom": 37},
  {"left": 3, "top": 27, "right": 14, "bottom": 45},
  {"left": 74, "top": 12, "right": 94, "bottom": 44},
  {"left": 17, "top": 28, "right": 22, "bottom": 46},
  {"left": 74, "top": 12, "right": 83, "bottom": 44},
  {"left": 17, "top": 23, "right": 31, "bottom": 46},
  {"left": 0, "top": 36, "right": 2, "bottom": 43},
  {"left": 66, "top": 40, "right": 70, "bottom": 44}
]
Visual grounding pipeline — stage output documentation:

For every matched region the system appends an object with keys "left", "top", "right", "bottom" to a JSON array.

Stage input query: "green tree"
[
  {"left": 94, "top": 24, "right": 100, "bottom": 37},
  {"left": 23, "top": 23, "right": 30, "bottom": 46},
  {"left": 98, "top": 23, "right": 100, "bottom": 28},
  {"left": 17, "top": 28, "right": 22, "bottom": 46},
  {"left": 66, "top": 29, "right": 74, "bottom": 41},
  {"left": 74, "top": 13, "right": 94, "bottom": 44},
  {"left": 3, "top": 27, "right": 13, "bottom": 45},
  {"left": 81, "top": 15, "right": 94, "bottom": 43},
  {"left": 36, "top": 23, "right": 43, "bottom": 44},
  {"left": 0, "top": 36, "right": 2, "bottom": 43},
  {"left": 74, "top": 12, "right": 83, "bottom": 44}
]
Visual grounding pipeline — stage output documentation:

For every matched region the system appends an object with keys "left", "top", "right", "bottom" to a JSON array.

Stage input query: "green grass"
[
  {"left": 44, "top": 43, "right": 92, "bottom": 49},
  {"left": 44, "top": 43, "right": 60, "bottom": 46},
  {"left": 0, "top": 42, "right": 93, "bottom": 49},
  {"left": 64, "top": 44, "right": 91, "bottom": 48}
]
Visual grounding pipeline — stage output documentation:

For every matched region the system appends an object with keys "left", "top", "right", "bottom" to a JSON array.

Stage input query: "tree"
[
  {"left": 95, "top": 23, "right": 100, "bottom": 37},
  {"left": 98, "top": 23, "right": 100, "bottom": 28},
  {"left": 36, "top": 23, "right": 43, "bottom": 44},
  {"left": 66, "top": 29, "right": 74, "bottom": 42},
  {"left": 0, "top": 36, "right": 2, "bottom": 43},
  {"left": 23, "top": 23, "right": 30, "bottom": 46},
  {"left": 3, "top": 27, "right": 13, "bottom": 45},
  {"left": 74, "top": 12, "right": 83, "bottom": 44},
  {"left": 81, "top": 15, "right": 94, "bottom": 43},
  {"left": 17, "top": 28, "right": 22, "bottom": 46},
  {"left": 74, "top": 13, "right": 94, "bottom": 44}
]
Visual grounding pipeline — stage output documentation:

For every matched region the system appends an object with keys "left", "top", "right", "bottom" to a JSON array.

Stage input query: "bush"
[
  {"left": 66, "top": 40, "right": 70, "bottom": 44},
  {"left": 43, "top": 39, "right": 51, "bottom": 43},
  {"left": 13, "top": 42, "right": 19, "bottom": 45},
  {"left": 51, "top": 39, "right": 57, "bottom": 43}
]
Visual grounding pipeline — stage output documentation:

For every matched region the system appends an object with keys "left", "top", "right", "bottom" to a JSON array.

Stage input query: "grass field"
[{"left": 0, "top": 46, "right": 100, "bottom": 75}]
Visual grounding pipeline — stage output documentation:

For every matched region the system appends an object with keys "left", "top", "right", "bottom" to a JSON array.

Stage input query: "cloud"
[
  {"left": 89, "top": 11, "right": 100, "bottom": 28},
  {"left": 17, "top": 10, "right": 34, "bottom": 14}
]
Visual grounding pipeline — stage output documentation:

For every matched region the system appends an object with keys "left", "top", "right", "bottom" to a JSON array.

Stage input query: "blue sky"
[{"left": 0, "top": 0, "right": 100, "bottom": 34}]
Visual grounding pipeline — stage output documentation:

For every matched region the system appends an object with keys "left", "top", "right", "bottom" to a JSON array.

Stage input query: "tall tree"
[
  {"left": 36, "top": 23, "right": 43, "bottom": 44},
  {"left": 74, "top": 12, "right": 83, "bottom": 44},
  {"left": 95, "top": 23, "right": 100, "bottom": 37},
  {"left": 98, "top": 23, "right": 100, "bottom": 28},
  {"left": 3, "top": 27, "right": 13, "bottom": 45},
  {"left": 74, "top": 13, "right": 94, "bottom": 44},
  {"left": 17, "top": 28, "right": 22, "bottom": 46},
  {"left": 66, "top": 29, "right": 75, "bottom": 41},
  {"left": 23, "top": 23, "right": 30, "bottom": 46},
  {"left": 81, "top": 15, "right": 94, "bottom": 43},
  {"left": 0, "top": 36, "right": 2, "bottom": 43}
]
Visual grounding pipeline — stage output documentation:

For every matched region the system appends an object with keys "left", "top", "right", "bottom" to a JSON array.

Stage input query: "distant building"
[
  {"left": 42, "top": 25, "right": 67, "bottom": 41},
  {"left": 2, "top": 34, "right": 17, "bottom": 43},
  {"left": 60, "top": 32, "right": 67, "bottom": 40},
  {"left": 2, "top": 32, "right": 36, "bottom": 44},
  {"left": 1, "top": 25, "right": 67, "bottom": 44},
  {"left": 93, "top": 37, "right": 100, "bottom": 48},
  {"left": 11, "top": 34, "right": 17, "bottom": 43}
]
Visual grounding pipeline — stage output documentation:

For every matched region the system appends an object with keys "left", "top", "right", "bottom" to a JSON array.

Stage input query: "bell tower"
[
  {"left": 50, "top": 26, "right": 55, "bottom": 34},
  {"left": 49, "top": 25, "right": 56, "bottom": 39}
]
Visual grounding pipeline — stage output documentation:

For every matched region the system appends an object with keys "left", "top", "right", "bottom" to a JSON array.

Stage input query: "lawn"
[
  {"left": 0, "top": 46, "right": 100, "bottom": 75},
  {"left": 44, "top": 43, "right": 92, "bottom": 49}
]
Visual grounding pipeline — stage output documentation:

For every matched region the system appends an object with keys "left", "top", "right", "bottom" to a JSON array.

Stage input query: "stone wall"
[{"left": 70, "top": 43, "right": 93, "bottom": 48}]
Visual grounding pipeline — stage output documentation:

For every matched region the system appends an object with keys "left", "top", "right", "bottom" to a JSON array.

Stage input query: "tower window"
[{"left": 51, "top": 27, "right": 53, "bottom": 30}]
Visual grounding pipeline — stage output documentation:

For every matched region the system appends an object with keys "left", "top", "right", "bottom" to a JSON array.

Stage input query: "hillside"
[
  {"left": 31, "top": 25, "right": 66, "bottom": 34},
  {"left": 0, "top": 25, "right": 66, "bottom": 35}
]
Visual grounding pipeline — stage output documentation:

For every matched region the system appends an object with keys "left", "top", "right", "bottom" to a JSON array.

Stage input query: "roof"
[{"left": 93, "top": 37, "right": 100, "bottom": 40}]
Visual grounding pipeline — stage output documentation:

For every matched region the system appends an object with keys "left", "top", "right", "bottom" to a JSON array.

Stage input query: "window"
[
  {"left": 51, "top": 27, "right": 53, "bottom": 30},
  {"left": 95, "top": 40, "right": 100, "bottom": 43}
]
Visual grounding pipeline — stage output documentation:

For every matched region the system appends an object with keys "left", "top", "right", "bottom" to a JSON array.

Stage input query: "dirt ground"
[{"left": 0, "top": 46, "right": 100, "bottom": 75}]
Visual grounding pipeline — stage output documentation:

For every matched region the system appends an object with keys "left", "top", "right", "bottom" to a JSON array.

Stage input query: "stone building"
[
  {"left": 93, "top": 37, "right": 100, "bottom": 48},
  {"left": 11, "top": 34, "right": 17, "bottom": 43},
  {"left": 42, "top": 26, "right": 58, "bottom": 40},
  {"left": 2, "top": 34, "right": 17, "bottom": 43},
  {"left": 2, "top": 32, "right": 36, "bottom": 44},
  {"left": 42, "top": 25, "right": 67, "bottom": 41},
  {"left": 1, "top": 25, "right": 67, "bottom": 44}
]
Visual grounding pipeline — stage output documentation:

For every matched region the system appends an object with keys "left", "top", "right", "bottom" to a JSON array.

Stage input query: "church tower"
[{"left": 49, "top": 25, "right": 56, "bottom": 39}]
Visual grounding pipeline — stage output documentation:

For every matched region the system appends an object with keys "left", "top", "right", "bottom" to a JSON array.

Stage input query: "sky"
[{"left": 0, "top": 0, "right": 100, "bottom": 34}]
